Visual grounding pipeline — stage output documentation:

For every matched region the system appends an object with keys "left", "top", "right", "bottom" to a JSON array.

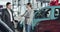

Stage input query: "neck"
[
  {"left": 28, "top": 8, "right": 32, "bottom": 10},
  {"left": 7, "top": 7, "right": 11, "bottom": 9}
]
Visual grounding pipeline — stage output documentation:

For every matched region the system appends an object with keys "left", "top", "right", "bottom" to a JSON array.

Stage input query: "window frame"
[{"left": 34, "top": 8, "right": 51, "bottom": 19}]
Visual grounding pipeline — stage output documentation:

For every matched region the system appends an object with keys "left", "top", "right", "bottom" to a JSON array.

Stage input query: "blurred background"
[
  {"left": 0, "top": 0, "right": 60, "bottom": 32},
  {"left": 0, "top": 0, "right": 51, "bottom": 20}
]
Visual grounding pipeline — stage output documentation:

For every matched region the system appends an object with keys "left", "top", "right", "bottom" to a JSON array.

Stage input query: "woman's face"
[
  {"left": 26, "top": 5, "right": 30, "bottom": 8},
  {"left": 26, "top": 5, "right": 31, "bottom": 10}
]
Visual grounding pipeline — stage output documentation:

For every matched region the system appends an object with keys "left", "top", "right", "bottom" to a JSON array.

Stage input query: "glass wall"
[
  {"left": 0, "top": 0, "right": 12, "bottom": 8},
  {"left": 12, "top": 0, "right": 49, "bottom": 20}
]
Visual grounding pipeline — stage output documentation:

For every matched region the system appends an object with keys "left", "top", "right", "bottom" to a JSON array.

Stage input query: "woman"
[{"left": 22, "top": 3, "right": 34, "bottom": 32}]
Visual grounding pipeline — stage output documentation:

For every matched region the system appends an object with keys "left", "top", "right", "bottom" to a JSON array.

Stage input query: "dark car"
[{"left": 0, "top": 19, "right": 13, "bottom": 32}]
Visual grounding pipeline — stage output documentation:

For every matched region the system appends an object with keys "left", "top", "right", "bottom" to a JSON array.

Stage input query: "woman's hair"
[{"left": 27, "top": 3, "right": 32, "bottom": 9}]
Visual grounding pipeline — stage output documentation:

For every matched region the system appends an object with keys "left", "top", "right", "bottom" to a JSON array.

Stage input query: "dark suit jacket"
[
  {"left": 2, "top": 8, "right": 15, "bottom": 31},
  {"left": 2, "top": 8, "right": 14, "bottom": 22}
]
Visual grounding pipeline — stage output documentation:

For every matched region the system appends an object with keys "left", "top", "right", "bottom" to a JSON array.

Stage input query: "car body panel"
[{"left": 32, "top": 6, "right": 60, "bottom": 30}]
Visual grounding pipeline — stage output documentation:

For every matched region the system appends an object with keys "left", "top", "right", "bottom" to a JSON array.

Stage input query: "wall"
[{"left": 0, "top": 0, "right": 12, "bottom": 8}]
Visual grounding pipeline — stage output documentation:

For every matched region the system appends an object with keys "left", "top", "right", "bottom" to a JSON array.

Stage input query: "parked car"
[
  {"left": 34, "top": 6, "right": 60, "bottom": 32},
  {"left": 0, "top": 19, "right": 13, "bottom": 32},
  {"left": 18, "top": 6, "right": 60, "bottom": 32}
]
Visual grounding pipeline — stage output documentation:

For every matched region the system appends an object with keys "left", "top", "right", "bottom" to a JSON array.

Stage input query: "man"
[{"left": 2, "top": 2, "right": 15, "bottom": 32}]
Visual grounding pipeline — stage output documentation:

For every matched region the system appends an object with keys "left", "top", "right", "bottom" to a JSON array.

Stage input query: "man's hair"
[{"left": 6, "top": 2, "right": 11, "bottom": 6}]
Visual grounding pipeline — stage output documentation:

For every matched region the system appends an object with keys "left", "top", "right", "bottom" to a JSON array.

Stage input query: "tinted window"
[{"left": 35, "top": 8, "right": 51, "bottom": 19}]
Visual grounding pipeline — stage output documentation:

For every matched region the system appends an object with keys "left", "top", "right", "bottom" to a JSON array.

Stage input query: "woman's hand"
[{"left": 21, "top": 15, "right": 24, "bottom": 17}]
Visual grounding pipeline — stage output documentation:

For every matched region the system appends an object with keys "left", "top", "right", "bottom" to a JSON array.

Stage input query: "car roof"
[{"left": 41, "top": 6, "right": 60, "bottom": 9}]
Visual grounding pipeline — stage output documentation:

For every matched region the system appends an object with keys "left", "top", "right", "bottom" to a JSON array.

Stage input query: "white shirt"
[{"left": 7, "top": 8, "right": 13, "bottom": 21}]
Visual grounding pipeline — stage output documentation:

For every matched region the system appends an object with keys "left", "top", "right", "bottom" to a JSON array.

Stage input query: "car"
[
  {"left": 33, "top": 6, "right": 60, "bottom": 32},
  {"left": 18, "top": 6, "right": 60, "bottom": 32},
  {"left": 0, "top": 19, "right": 14, "bottom": 32}
]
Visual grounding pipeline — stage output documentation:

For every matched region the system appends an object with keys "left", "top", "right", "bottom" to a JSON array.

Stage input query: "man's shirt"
[{"left": 7, "top": 8, "right": 13, "bottom": 21}]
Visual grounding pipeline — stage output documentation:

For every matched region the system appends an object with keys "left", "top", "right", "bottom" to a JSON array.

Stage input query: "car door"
[{"left": 32, "top": 8, "right": 51, "bottom": 30}]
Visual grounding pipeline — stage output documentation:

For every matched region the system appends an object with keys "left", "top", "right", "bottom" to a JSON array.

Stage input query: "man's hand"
[{"left": 21, "top": 15, "right": 24, "bottom": 17}]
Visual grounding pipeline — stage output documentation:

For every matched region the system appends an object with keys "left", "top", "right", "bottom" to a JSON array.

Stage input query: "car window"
[
  {"left": 34, "top": 8, "right": 51, "bottom": 19},
  {"left": 54, "top": 8, "right": 60, "bottom": 17}
]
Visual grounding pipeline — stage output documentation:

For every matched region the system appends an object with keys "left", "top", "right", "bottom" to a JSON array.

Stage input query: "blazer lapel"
[{"left": 5, "top": 8, "right": 10, "bottom": 16}]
